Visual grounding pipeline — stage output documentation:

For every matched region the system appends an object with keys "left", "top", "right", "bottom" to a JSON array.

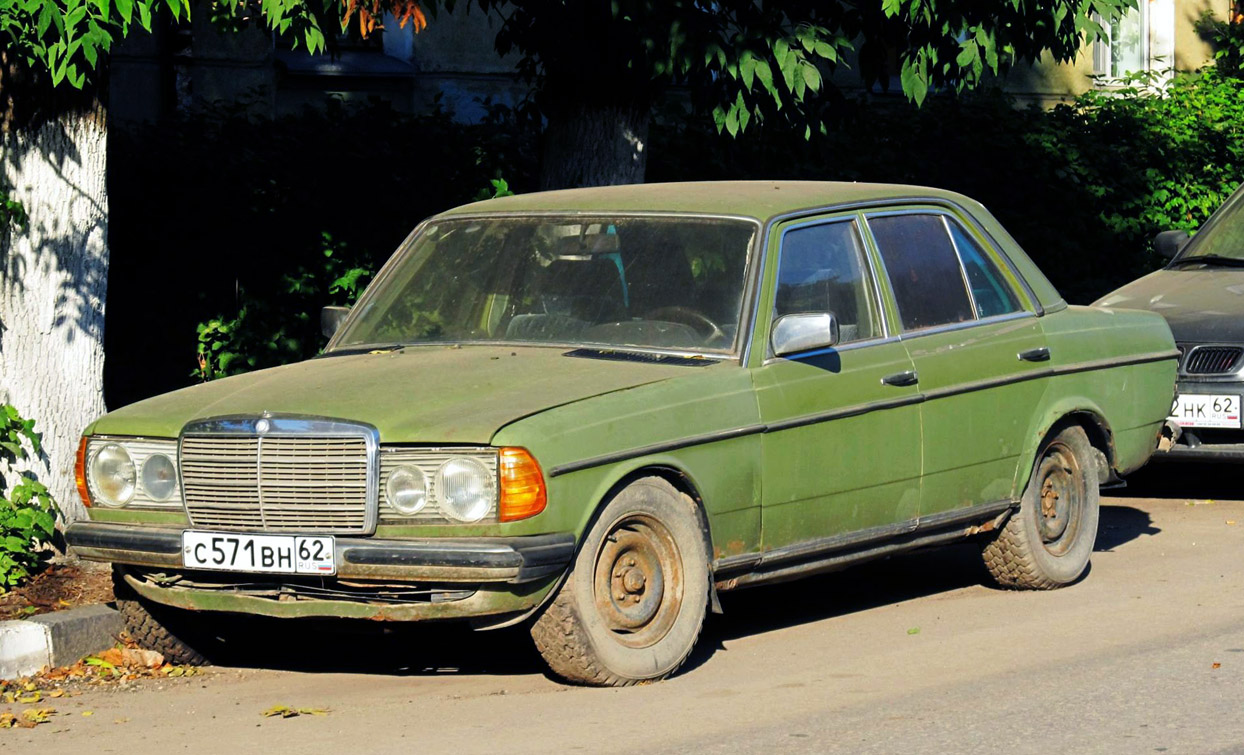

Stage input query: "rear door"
[
  {"left": 865, "top": 209, "right": 1049, "bottom": 519},
  {"left": 752, "top": 213, "right": 922, "bottom": 550}
]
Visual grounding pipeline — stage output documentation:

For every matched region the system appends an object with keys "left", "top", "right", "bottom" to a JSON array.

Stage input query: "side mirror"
[
  {"left": 1154, "top": 229, "right": 1191, "bottom": 260},
  {"left": 772, "top": 313, "right": 840, "bottom": 357},
  {"left": 321, "top": 306, "right": 351, "bottom": 339}
]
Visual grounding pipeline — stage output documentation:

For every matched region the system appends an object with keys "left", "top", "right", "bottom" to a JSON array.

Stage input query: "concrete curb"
[{"left": 0, "top": 604, "right": 122, "bottom": 680}]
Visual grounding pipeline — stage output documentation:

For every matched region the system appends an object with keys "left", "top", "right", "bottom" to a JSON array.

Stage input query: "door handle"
[
  {"left": 1018, "top": 347, "right": 1051, "bottom": 363},
  {"left": 881, "top": 370, "right": 919, "bottom": 387}
]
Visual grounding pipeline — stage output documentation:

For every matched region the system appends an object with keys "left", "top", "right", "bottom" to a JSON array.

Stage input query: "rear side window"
[
  {"left": 776, "top": 220, "right": 879, "bottom": 344},
  {"left": 868, "top": 214, "right": 973, "bottom": 331},
  {"left": 947, "top": 220, "right": 1021, "bottom": 319}
]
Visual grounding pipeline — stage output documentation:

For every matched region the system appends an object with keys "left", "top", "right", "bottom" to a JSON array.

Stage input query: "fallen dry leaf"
[
  {"left": 262, "top": 705, "right": 328, "bottom": 719},
  {"left": 20, "top": 708, "right": 56, "bottom": 727},
  {"left": 0, "top": 713, "right": 15, "bottom": 729},
  {"left": 1213, "top": 662, "right": 1222, "bottom": 669}
]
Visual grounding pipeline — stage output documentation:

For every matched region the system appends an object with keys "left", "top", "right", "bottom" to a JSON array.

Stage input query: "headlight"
[
  {"left": 141, "top": 454, "right": 177, "bottom": 501},
  {"left": 436, "top": 458, "right": 493, "bottom": 523},
  {"left": 89, "top": 443, "right": 136, "bottom": 506},
  {"left": 385, "top": 465, "right": 428, "bottom": 515}
]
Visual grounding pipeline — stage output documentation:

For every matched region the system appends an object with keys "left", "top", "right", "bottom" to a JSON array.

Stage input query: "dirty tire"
[
  {"left": 530, "top": 477, "right": 709, "bottom": 686},
  {"left": 982, "top": 425, "right": 1100, "bottom": 590},
  {"left": 112, "top": 569, "right": 211, "bottom": 666}
]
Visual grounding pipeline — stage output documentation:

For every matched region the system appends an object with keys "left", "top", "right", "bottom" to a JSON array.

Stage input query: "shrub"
[{"left": 0, "top": 405, "right": 56, "bottom": 591}]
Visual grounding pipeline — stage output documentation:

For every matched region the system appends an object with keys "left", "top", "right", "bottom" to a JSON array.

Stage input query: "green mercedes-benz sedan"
[{"left": 68, "top": 181, "right": 1177, "bottom": 685}]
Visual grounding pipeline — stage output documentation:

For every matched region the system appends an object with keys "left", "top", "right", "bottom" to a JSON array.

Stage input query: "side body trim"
[{"left": 547, "top": 349, "right": 1180, "bottom": 478}]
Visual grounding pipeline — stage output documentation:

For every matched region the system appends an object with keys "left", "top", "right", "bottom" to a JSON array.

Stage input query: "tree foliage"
[
  {"left": 7, "top": 0, "right": 1139, "bottom": 135},
  {"left": 451, "top": 0, "right": 1137, "bottom": 136},
  {"left": 0, "top": 405, "right": 56, "bottom": 591}
]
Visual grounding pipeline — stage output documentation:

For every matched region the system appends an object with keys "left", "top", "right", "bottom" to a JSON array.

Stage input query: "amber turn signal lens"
[
  {"left": 75, "top": 436, "right": 92, "bottom": 508},
  {"left": 498, "top": 447, "right": 546, "bottom": 522}
]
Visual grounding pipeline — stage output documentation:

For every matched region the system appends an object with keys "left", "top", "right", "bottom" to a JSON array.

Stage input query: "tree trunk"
[
  {"left": 0, "top": 110, "right": 108, "bottom": 524},
  {"left": 540, "top": 102, "right": 650, "bottom": 190}
]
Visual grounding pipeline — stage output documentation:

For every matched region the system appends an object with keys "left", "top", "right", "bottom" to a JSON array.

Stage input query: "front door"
[
  {"left": 753, "top": 215, "right": 922, "bottom": 551},
  {"left": 866, "top": 210, "right": 1050, "bottom": 518}
]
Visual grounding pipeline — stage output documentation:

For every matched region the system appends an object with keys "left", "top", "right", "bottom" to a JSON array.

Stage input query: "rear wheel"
[
  {"left": 982, "top": 425, "right": 1101, "bottom": 590},
  {"left": 530, "top": 477, "right": 709, "bottom": 686}
]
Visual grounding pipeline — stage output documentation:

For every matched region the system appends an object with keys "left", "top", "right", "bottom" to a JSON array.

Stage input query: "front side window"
[
  {"left": 869, "top": 214, "right": 974, "bottom": 332},
  {"left": 775, "top": 220, "right": 880, "bottom": 344},
  {"left": 332, "top": 216, "right": 756, "bottom": 354}
]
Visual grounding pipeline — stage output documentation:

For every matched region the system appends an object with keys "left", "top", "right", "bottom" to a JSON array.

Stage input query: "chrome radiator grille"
[{"left": 180, "top": 418, "right": 376, "bottom": 534}]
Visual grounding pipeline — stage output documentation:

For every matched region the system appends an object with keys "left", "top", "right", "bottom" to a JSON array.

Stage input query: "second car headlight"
[
  {"left": 141, "top": 454, "right": 178, "bottom": 501},
  {"left": 385, "top": 465, "right": 428, "bottom": 515},
  {"left": 89, "top": 443, "right": 136, "bottom": 506},
  {"left": 436, "top": 458, "right": 493, "bottom": 522}
]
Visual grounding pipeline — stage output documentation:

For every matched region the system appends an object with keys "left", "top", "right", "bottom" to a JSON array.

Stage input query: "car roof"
[{"left": 435, "top": 180, "right": 975, "bottom": 223}]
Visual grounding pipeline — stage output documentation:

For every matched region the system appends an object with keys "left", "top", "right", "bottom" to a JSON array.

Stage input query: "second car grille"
[
  {"left": 181, "top": 435, "right": 370, "bottom": 533},
  {"left": 1182, "top": 345, "right": 1244, "bottom": 376}
]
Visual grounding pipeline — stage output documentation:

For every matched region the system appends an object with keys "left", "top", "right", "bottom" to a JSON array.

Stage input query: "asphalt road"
[{"left": 8, "top": 464, "right": 1244, "bottom": 754}]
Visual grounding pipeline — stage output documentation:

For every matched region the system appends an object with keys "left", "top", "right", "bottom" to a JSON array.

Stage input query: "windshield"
[
  {"left": 1177, "top": 186, "right": 1244, "bottom": 262},
  {"left": 332, "top": 215, "right": 758, "bottom": 354}
]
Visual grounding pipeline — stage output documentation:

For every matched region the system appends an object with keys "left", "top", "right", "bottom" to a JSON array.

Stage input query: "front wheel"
[
  {"left": 113, "top": 569, "right": 215, "bottom": 666},
  {"left": 530, "top": 477, "right": 710, "bottom": 686},
  {"left": 982, "top": 425, "right": 1101, "bottom": 590}
]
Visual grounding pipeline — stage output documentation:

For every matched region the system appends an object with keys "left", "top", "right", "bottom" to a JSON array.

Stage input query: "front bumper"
[
  {"left": 1155, "top": 379, "right": 1244, "bottom": 461},
  {"left": 65, "top": 522, "right": 575, "bottom": 584}
]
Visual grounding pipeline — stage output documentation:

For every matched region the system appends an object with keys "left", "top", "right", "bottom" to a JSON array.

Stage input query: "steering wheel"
[{"left": 642, "top": 306, "right": 726, "bottom": 343}]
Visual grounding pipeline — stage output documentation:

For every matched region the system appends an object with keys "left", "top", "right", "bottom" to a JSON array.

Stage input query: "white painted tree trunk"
[{"left": 0, "top": 114, "right": 108, "bottom": 524}]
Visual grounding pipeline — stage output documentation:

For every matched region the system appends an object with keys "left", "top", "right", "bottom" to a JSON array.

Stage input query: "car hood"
[
  {"left": 1095, "top": 268, "right": 1244, "bottom": 343},
  {"left": 90, "top": 345, "right": 718, "bottom": 442}
]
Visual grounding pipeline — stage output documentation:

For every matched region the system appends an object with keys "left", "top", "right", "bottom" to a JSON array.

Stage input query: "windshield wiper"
[{"left": 1168, "top": 254, "right": 1244, "bottom": 268}]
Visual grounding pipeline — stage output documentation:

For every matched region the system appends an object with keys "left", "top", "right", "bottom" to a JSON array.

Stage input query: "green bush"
[{"left": 0, "top": 405, "right": 56, "bottom": 591}]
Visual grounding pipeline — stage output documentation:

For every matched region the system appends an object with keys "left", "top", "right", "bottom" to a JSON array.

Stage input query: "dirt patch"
[{"left": 0, "top": 563, "right": 114, "bottom": 620}]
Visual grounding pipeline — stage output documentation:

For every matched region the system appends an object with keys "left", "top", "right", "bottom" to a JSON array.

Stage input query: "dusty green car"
[{"left": 67, "top": 182, "right": 1176, "bottom": 685}]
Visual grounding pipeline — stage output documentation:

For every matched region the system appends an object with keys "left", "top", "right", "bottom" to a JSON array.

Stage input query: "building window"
[
  {"left": 1094, "top": 6, "right": 1148, "bottom": 77},
  {"left": 1092, "top": 0, "right": 1175, "bottom": 82}
]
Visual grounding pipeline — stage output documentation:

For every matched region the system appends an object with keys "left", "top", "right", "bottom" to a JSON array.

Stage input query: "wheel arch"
[
  {"left": 576, "top": 460, "right": 715, "bottom": 558},
  {"left": 1018, "top": 402, "right": 1116, "bottom": 494}
]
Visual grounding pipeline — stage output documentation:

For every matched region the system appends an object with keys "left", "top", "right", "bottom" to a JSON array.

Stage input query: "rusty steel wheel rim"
[
  {"left": 1036, "top": 441, "right": 1084, "bottom": 556},
  {"left": 592, "top": 514, "right": 684, "bottom": 649}
]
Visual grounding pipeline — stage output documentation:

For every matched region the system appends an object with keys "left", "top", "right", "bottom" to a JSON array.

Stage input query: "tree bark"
[
  {"left": 0, "top": 110, "right": 108, "bottom": 524},
  {"left": 540, "top": 102, "right": 650, "bottom": 190}
]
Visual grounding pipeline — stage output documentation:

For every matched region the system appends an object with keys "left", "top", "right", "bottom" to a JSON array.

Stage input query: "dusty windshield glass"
[
  {"left": 1181, "top": 189, "right": 1244, "bottom": 260},
  {"left": 333, "top": 216, "right": 757, "bottom": 354}
]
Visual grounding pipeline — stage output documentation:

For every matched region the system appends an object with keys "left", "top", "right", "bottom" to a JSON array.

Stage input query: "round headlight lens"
[
  {"left": 436, "top": 458, "right": 493, "bottom": 523},
  {"left": 385, "top": 465, "right": 428, "bottom": 516},
  {"left": 89, "top": 444, "right": 136, "bottom": 506},
  {"left": 141, "top": 454, "right": 177, "bottom": 501}
]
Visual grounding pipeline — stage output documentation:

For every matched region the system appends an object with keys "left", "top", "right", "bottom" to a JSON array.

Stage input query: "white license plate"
[
  {"left": 182, "top": 532, "right": 335, "bottom": 575},
  {"left": 1169, "top": 394, "right": 1242, "bottom": 429}
]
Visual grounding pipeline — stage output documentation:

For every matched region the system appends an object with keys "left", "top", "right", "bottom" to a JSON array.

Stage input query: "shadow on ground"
[{"left": 206, "top": 503, "right": 1156, "bottom": 681}]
